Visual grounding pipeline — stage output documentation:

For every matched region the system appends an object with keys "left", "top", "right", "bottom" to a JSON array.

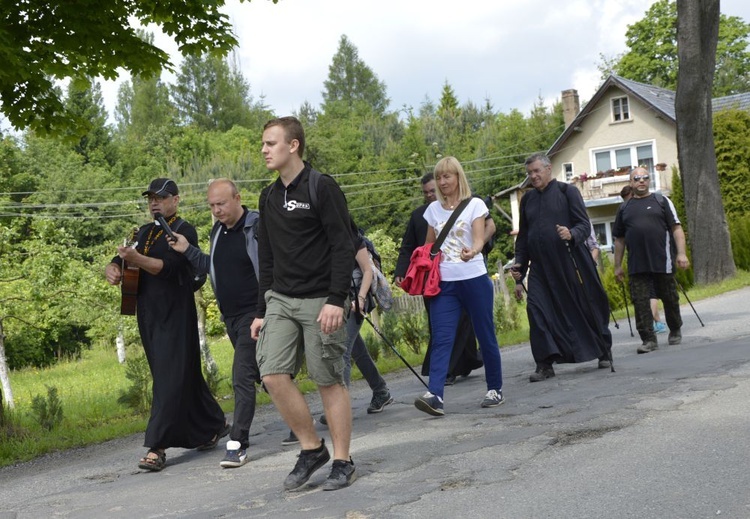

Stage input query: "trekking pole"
[
  {"left": 363, "top": 314, "right": 429, "bottom": 390},
  {"left": 675, "top": 279, "right": 705, "bottom": 327},
  {"left": 619, "top": 282, "right": 634, "bottom": 337},
  {"left": 564, "top": 240, "right": 615, "bottom": 372}
]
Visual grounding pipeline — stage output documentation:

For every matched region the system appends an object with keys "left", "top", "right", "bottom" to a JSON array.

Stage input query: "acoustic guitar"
[{"left": 120, "top": 228, "right": 140, "bottom": 315}]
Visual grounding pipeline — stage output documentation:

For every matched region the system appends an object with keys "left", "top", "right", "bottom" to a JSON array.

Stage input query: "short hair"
[
  {"left": 420, "top": 172, "right": 434, "bottom": 185},
  {"left": 433, "top": 156, "right": 472, "bottom": 203},
  {"left": 263, "top": 116, "right": 305, "bottom": 158},
  {"left": 208, "top": 178, "right": 239, "bottom": 197},
  {"left": 524, "top": 152, "right": 551, "bottom": 168},
  {"left": 620, "top": 185, "right": 632, "bottom": 199}
]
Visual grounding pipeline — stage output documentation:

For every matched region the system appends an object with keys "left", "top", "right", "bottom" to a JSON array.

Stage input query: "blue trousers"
[{"left": 428, "top": 274, "right": 503, "bottom": 399}]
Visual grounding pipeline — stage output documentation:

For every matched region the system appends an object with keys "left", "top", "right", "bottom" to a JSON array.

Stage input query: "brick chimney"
[{"left": 562, "top": 89, "right": 580, "bottom": 129}]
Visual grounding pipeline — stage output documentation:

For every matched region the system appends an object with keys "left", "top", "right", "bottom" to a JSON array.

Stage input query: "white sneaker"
[
  {"left": 481, "top": 389, "right": 505, "bottom": 408},
  {"left": 220, "top": 440, "right": 248, "bottom": 468}
]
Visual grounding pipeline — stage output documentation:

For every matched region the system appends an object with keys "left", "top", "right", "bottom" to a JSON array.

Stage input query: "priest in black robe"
[
  {"left": 512, "top": 154, "right": 612, "bottom": 383},
  {"left": 105, "top": 178, "right": 227, "bottom": 471}
]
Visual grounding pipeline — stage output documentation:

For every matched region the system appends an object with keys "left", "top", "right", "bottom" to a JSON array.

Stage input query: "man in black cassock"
[
  {"left": 394, "top": 172, "right": 486, "bottom": 383},
  {"left": 512, "top": 154, "right": 612, "bottom": 382},
  {"left": 105, "top": 178, "right": 227, "bottom": 471}
]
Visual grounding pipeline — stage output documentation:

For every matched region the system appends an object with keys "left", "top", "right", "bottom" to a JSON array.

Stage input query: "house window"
[
  {"left": 592, "top": 221, "right": 615, "bottom": 252},
  {"left": 636, "top": 145, "right": 654, "bottom": 173},
  {"left": 593, "top": 222, "right": 608, "bottom": 248},
  {"left": 612, "top": 97, "right": 630, "bottom": 122},
  {"left": 595, "top": 152, "right": 611, "bottom": 174},
  {"left": 591, "top": 141, "right": 658, "bottom": 187},
  {"left": 563, "top": 162, "right": 573, "bottom": 182}
]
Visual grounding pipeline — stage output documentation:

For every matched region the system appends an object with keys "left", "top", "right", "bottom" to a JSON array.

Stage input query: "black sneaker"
[
  {"left": 321, "top": 458, "right": 357, "bottom": 491},
  {"left": 414, "top": 392, "right": 444, "bottom": 416},
  {"left": 281, "top": 430, "right": 299, "bottom": 446},
  {"left": 529, "top": 365, "right": 555, "bottom": 382},
  {"left": 283, "top": 440, "right": 331, "bottom": 491},
  {"left": 367, "top": 390, "right": 393, "bottom": 414}
]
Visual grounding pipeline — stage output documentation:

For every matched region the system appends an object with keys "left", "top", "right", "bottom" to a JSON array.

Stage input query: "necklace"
[{"left": 143, "top": 214, "right": 177, "bottom": 255}]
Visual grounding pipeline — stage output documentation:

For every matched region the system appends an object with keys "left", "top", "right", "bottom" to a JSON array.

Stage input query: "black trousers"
[
  {"left": 629, "top": 273, "right": 682, "bottom": 343},
  {"left": 224, "top": 312, "right": 260, "bottom": 450}
]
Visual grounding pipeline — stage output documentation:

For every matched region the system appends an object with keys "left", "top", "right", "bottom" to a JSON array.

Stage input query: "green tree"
[
  {"left": 605, "top": 0, "right": 750, "bottom": 96},
  {"left": 0, "top": 0, "right": 276, "bottom": 135},
  {"left": 61, "top": 79, "right": 114, "bottom": 165},
  {"left": 437, "top": 81, "right": 460, "bottom": 120},
  {"left": 321, "top": 35, "right": 389, "bottom": 116},
  {"left": 115, "top": 33, "right": 177, "bottom": 138},
  {"left": 172, "top": 53, "right": 269, "bottom": 131}
]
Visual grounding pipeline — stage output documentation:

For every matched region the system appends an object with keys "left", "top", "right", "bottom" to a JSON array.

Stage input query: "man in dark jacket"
[
  {"left": 512, "top": 153, "right": 612, "bottom": 382},
  {"left": 251, "top": 116, "right": 356, "bottom": 491},
  {"left": 170, "top": 178, "right": 260, "bottom": 469}
]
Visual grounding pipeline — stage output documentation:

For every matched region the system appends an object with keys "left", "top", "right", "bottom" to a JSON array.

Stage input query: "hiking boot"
[
  {"left": 283, "top": 440, "right": 331, "bottom": 491},
  {"left": 653, "top": 321, "right": 667, "bottom": 334},
  {"left": 481, "top": 389, "right": 505, "bottom": 408},
  {"left": 414, "top": 392, "right": 444, "bottom": 416},
  {"left": 529, "top": 365, "right": 555, "bottom": 382},
  {"left": 321, "top": 458, "right": 357, "bottom": 491},
  {"left": 367, "top": 390, "right": 393, "bottom": 414},
  {"left": 281, "top": 430, "right": 299, "bottom": 446},
  {"left": 668, "top": 329, "right": 682, "bottom": 345},
  {"left": 637, "top": 340, "right": 658, "bottom": 354},
  {"left": 220, "top": 440, "right": 248, "bottom": 468}
]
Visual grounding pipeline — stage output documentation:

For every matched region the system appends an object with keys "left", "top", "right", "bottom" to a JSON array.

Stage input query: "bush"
[
  {"left": 363, "top": 331, "right": 381, "bottom": 362},
  {"left": 493, "top": 277, "right": 523, "bottom": 333},
  {"left": 30, "top": 385, "right": 64, "bottom": 431},
  {"left": 395, "top": 310, "right": 428, "bottom": 356},
  {"left": 6, "top": 323, "right": 91, "bottom": 370},
  {"left": 117, "top": 352, "right": 152, "bottom": 415},
  {"left": 730, "top": 213, "right": 750, "bottom": 271}
]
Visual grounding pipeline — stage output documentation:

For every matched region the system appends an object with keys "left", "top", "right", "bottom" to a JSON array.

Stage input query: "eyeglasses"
[
  {"left": 632, "top": 175, "right": 650, "bottom": 182},
  {"left": 146, "top": 194, "right": 172, "bottom": 202}
]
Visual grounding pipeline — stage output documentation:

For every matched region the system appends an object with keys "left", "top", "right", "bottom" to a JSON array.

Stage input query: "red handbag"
[
  {"left": 400, "top": 198, "right": 471, "bottom": 297},
  {"left": 401, "top": 245, "right": 442, "bottom": 296}
]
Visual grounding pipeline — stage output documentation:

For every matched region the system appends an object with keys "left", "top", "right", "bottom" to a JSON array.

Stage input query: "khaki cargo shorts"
[{"left": 256, "top": 290, "right": 348, "bottom": 387}]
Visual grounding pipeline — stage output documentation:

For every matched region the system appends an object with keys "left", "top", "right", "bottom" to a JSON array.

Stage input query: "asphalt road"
[{"left": 1, "top": 287, "right": 749, "bottom": 519}]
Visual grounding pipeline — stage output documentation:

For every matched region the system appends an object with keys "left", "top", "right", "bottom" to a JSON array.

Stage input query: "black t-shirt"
[
  {"left": 612, "top": 194, "right": 680, "bottom": 275},
  {"left": 212, "top": 212, "right": 257, "bottom": 318}
]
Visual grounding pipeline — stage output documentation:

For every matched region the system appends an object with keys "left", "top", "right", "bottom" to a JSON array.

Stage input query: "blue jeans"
[{"left": 428, "top": 275, "right": 503, "bottom": 399}]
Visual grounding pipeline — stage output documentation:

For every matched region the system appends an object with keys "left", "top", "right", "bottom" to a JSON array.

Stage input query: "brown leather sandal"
[{"left": 138, "top": 449, "right": 166, "bottom": 471}]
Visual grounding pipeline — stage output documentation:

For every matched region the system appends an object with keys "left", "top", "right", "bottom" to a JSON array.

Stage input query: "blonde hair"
[{"left": 433, "top": 156, "right": 472, "bottom": 203}]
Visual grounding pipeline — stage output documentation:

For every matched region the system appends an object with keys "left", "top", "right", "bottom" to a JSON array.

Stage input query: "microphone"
[{"left": 154, "top": 212, "right": 176, "bottom": 241}]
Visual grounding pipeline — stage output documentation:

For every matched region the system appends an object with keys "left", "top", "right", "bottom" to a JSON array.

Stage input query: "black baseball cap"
[{"left": 142, "top": 178, "right": 179, "bottom": 197}]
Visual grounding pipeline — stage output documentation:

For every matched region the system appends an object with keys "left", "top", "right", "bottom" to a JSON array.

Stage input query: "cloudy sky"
[{"left": 98, "top": 0, "right": 750, "bottom": 121}]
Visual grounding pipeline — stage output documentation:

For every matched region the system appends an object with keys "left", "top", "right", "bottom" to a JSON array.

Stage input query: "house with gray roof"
[{"left": 500, "top": 74, "right": 749, "bottom": 252}]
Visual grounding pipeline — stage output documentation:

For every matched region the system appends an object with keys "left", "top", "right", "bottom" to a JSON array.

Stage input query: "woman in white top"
[{"left": 414, "top": 156, "right": 505, "bottom": 416}]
